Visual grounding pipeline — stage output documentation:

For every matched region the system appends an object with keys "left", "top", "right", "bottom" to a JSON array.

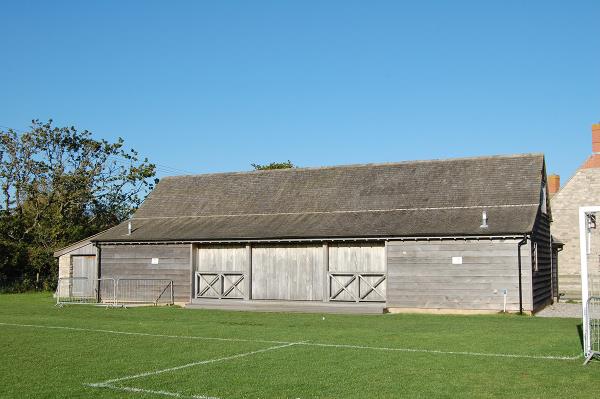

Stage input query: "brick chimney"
[
  {"left": 548, "top": 174, "right": 560, "bottom": 197},
  {"left": 582, "top": 124, "right": 600, "bottom": 169},
  {"left": 593, "top": 123, "right": 600, "bottom": 154}
]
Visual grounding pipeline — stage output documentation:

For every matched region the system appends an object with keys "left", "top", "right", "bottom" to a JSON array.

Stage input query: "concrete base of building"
[
  {"left": 385, "top": 307, "right": 532, "bottom": 315},
  {"left": 187, "top": 298, "right": 385, "bottom": 314}
]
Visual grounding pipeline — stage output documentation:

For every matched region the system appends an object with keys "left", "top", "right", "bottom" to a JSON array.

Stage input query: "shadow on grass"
[{"left": 577, "top": 323, "right": 584, "bottom": 351}]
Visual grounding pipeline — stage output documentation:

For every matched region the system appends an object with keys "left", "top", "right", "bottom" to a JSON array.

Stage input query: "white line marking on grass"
[
  {"left": 86, "top": 383, "right": 220, "bottom": 399},
  {"left": 0, "top": 321, "right": 580, "bottom": 361},
  {"left": 85, "top": 342, "right": 304, "bottom": 399},
  {"left": 299, "top": 342, "right": 580, "bottom": 361},
  {"left": 0, "top": 322, "right": 289, "bottom": 345},
  {"left": 97, "top": 341, "right": 300, "bottom": 385}
]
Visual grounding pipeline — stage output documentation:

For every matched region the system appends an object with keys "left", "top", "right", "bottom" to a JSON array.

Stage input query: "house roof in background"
[{"left": 94, "top": 153, "right": 545, "bottom": 242}]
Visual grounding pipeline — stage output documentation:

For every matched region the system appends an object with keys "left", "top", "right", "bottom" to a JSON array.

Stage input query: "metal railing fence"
[
  {"left": 56, "top": 277, "right": 173, "bottom": 307},
  {"left": 56, "top": 277, "right": 116, "bottom": 307},
  {"left": 115, "top": 278, "right": 174, "bottom": 306}
]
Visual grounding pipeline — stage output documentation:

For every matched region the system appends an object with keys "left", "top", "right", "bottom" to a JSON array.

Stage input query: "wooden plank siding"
[
  {"left": 195, "top": 245, "right": 249, "bottom": 299},
  {"left": 328, "top": 243, "right": 386, "bottom": 302},
  {"left": 251, "top": 244, "right": 324, "bottom": 301},
  {"left": 386, "top": 239, "right": 533, "bottom": 312},
  {"left": 531, "top": 211, "right": 553, "bottom": 311},
  {"left": 191, "top": 242, "right": 385, "bottom": 302},
  {"left": 57, "top": 243, "right": 97, "bottom": 280},
  {"left": 100, "top": 244, "right": 190, "bottom": 303},
  {"left": 328, "top": 243, "right": 385, "bottom": 273},
  {"left": 196, "top": 245, "right": 248, "bottom": 273}
]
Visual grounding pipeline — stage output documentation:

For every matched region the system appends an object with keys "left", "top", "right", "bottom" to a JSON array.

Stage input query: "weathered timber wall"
[
  {"left": 57, "top": 243, "right": 97, "bottom": 280},
  {"left": 531, "top": 212, "right": 553, "bottom": 311},
  {"left": 196, "top": 245, "right": 248, "bottom": 273},
  {"left": 328, "top": 243, "right": 385, "bottom": 272},
  {"left": 386, "top": 239, "right": 533, "bottom": 312},
  {"left": 100, "top": 244, "right": 190, "bottom": 302},
  {"left": 251, "top": 244, "right": 324, "bottom": 301}
]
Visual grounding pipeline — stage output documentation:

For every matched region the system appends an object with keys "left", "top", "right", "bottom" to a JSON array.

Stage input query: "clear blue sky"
[{"left": 1, "top": 1, "right": 598, "bottom": 181}]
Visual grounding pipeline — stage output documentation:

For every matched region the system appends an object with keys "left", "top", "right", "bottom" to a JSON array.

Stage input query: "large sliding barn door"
[
  {"left": 252, "top": 245, "right": 324, "bottom": 301},
  {"left": 328, "top": 243, "right": 386, "bottom": 302},
  {"left": 71, "top": 255, "right": 97, "bottom": 297},
  {"left": 196, "top": 245, "right": 248, "bottom": 299}
]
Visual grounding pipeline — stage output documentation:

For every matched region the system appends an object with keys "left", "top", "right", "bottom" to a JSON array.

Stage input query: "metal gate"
[
  {"left": 115, "top": 278, "right": 174, "bottom": 306},
  {"left": 56, "top": 278, "right": 173, "bottom": 307},
  {"left": 56, "top": 277, "right": 116, "bottom": 306}
]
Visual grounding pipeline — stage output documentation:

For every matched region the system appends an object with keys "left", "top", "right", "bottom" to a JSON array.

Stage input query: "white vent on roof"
[
  {"left": 127, "top": 220, "right": 132, "bottom": 235},
  {"left": 480, "top": 210, "right": 488, "bottom": 229}
]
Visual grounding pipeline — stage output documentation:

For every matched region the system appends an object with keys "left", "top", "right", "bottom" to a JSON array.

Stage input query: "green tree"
[
  {"left": 251, "top": 160, "right": 296, "bottom": 170},
  {"left": 0, "top": 119, "right": 157, "bottom": 291}
]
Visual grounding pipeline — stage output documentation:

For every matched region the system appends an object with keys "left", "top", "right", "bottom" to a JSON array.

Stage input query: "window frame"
[{"left": 532, "top": 241, "right": 539, "bottom": 272}]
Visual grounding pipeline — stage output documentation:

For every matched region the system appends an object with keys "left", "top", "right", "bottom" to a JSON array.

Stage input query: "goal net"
[{"left": 579, "top": 206, "right": 600, "bottom": 364}]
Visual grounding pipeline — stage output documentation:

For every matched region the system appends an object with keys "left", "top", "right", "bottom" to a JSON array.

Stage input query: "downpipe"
[
  {"left": 95, "top": 243, "right": 102, "bottom": 304},
  {"left": 517, "top": 235, "right": 528, "bottom": 315}
]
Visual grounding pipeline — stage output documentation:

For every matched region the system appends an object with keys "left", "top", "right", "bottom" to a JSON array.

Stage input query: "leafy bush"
[{"left": 0, "top": 120, "right": 156, "bottom": 291}]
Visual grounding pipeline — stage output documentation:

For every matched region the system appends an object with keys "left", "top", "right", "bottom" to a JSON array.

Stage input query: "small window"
[
  {"left": 540, "top": 182, "right": 548, "bottom": 215},
  {"left": 532, "top": 242, "right": 538, "bottom": 272}
]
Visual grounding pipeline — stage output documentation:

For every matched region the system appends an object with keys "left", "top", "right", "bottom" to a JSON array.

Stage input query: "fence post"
[
  {"left": 584, "top": 296, "right": 600, "bottom": 365},
  {"left": 171, "top": 281, "right": 174, "bottom": 305},
  {"left": 115, "top": 279, "right": 120, "bottom": 307}
]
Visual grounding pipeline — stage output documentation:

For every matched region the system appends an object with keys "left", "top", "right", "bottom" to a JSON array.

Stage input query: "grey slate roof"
[{"left": 94, "top": 153, "right": 545, "bottom": 242}]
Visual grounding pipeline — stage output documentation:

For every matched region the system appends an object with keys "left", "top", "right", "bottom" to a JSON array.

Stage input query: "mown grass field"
[{"left": 0, "top": 293, "right": 598, "bottom": 398}]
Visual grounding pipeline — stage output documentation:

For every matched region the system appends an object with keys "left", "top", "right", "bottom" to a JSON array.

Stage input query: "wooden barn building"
[{"left": 56, "top": 153, "right": 555, "bottom": 314}]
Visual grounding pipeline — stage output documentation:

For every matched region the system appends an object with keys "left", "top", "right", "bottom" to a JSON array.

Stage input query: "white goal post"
[{"left": 579, "top": 206, "right": 600, "bottom": 364}]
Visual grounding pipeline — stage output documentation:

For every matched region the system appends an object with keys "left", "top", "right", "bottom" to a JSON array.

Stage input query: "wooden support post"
[
  {"left": 384, "top": 240, "right": 388, "bottom": 307},
  {"left": 189, "top": 243, "right": 195, "bottom": 302},
  {"left": 95, "top": 245, "right": 101, "bottom": 303},
  {"left": 245, "top": 244, "right": 252, "bottom": 300},
  {"left": 323, "top": 242, "right": 329, "bottom": 302}
]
